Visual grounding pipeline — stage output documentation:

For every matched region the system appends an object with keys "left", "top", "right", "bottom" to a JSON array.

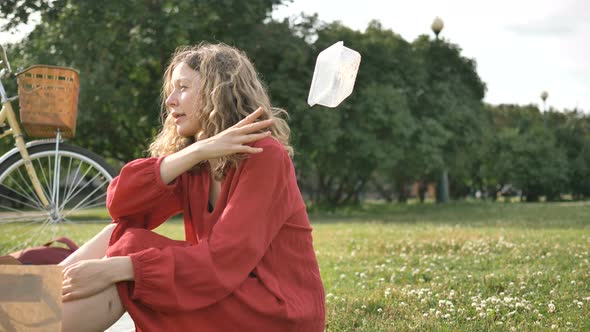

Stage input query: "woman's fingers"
[
  {"left": 234, "top": 106, "right": 265, "bottom": 128},
  {"left": 240, "top": 146, "right": 264, "bottom": 154},
  {"left": 62, "top": 283, "right": 72, "bottom": 295},
  {"left": 235, "top": 119, "right": 273, "bottom": 135},
  {"left": 62, "top": 291, "right": 83, "bottom": 302},
  {"left": 239, "top": 130, "right": 272, "bottom": 143}
]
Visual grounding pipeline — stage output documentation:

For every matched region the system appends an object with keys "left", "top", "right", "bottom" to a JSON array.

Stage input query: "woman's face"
[{"left": 165, "top": 62, "right": 202, "bottom": 138}]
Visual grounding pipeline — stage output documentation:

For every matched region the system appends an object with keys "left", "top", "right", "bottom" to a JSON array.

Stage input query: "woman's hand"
[
  {"left": 62, "top": 256, "right": 133, "bottom": 302},
  {"left": 194, "top": 106, "right": 273, "bottom": 160},
  {"left": 159, "top": 106, "right": 273, "bottom": 184}
]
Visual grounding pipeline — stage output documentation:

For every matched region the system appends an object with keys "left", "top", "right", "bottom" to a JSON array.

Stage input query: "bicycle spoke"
[
  {"left": 15, "top": 166, "right": 47, "bottom": 208},
  {"left": 22, "top": 219, "right": 53, "bottom": 249},
  {"left": 61, "top": 163, "right": 93, "bottom": 207},
  {"left": 0, "top": 186, "right": 45, "bottom": 211},
  {"left": 62, "top": 184, "right": 108, "bottom": 218},
  {"left": 60, "top": 168, "right": 100, "bottom": 208},
  {"left": 60, "top": 156, "right": 74, "bottom": 209},
  {"left": 3, "top": 218, "right": 52, "bottom": 252},
  {"left": 0, "top": 212, "right": 48, "bottom": 224},
  {"left": 35, "top": 157, "right": 53, "bottom": 202},
  {"left": 62, "top": 161, "right": 83, "bottom": 205},
  {"left": 63, "top": 190, "right": 108, "bottom": 216},
  {"left": 1, "top": 174, "right": 44, "bottom": 210},
  {"left": 66, "top": 176, "right": 109, "bottom": 206},
  {"left": 52, "top": 153, "right": 61, "bottom": 209}
]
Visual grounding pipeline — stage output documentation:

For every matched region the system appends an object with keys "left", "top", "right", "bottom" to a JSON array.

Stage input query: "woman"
[{"left": 59, "top": 43, "right": 325, "bottom": 332}]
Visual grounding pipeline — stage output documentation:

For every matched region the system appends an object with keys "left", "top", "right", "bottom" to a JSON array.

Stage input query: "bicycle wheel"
[{"left": 0, "top": 141, "right": 118, "bottom": 253}]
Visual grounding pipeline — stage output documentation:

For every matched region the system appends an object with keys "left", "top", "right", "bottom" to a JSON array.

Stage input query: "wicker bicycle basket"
[{"left": 16, "top": 65, "right": 80, "bottom": 138}]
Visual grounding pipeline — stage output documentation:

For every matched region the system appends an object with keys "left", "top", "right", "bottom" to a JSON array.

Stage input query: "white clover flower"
[
  {"left": 449, "top": 290, "right": 456, "bottom": 299},
  {"left": 548, "top": 303, "right": 556, "bottom": 313}
]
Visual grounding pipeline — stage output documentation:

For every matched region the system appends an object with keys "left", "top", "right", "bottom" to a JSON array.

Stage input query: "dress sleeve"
[
  {"left": 125, "top": 142, "right": 300, "bottom": 312},
  {"left": 107, "top": 157, "right": 183, "bottom": 230}
]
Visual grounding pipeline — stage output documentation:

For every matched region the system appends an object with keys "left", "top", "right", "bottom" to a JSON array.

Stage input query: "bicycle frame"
[{"left": 0, "top": 45, "right": 51, "bottom": 209}]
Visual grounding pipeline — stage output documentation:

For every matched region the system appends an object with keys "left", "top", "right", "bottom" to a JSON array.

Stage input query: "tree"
[
  {"left": 411, "top": 35, "right": 487, "bottom": 202},
  {"left": 3, "top": 0, "right": 285, "bottom": 163},
  {"left": 487, "top": 104, "right": 570, "bottom": 202}
]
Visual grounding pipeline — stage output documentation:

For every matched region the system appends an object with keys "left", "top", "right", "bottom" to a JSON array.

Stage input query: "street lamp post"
[
  {"left": 540, "top": 90, "right": 548, "bottom": 112},
  {"left": 431, "top": 17, "right": 450, "bottom": 204},
  {"left": 540, "top": 90, "right": 548, "bottom": 127},
  {"left": 431, "top": 17, "right": 444, "bottom": 40}
]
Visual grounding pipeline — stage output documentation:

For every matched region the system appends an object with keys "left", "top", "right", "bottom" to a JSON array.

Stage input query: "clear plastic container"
[{"left": 307, "top": 41, "right": 361, "bottom": 108}]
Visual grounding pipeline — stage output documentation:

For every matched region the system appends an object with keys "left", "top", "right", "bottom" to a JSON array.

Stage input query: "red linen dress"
[{"left": 105, "top": 137, "right": 325, "bottom": 332}]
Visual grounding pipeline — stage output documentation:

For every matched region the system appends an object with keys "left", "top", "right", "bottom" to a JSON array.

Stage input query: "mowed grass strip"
[{"left": 1, "top": 201, "right": 588, "bottom": 331}]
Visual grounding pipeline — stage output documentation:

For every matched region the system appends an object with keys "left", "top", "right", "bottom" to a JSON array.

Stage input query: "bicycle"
[{"left": 0, "top": 44, "right": 117, "bottom": 253}]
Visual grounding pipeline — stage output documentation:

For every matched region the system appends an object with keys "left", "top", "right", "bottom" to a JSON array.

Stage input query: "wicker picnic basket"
[{"left": 16, "top": 65, "right": 79, "bottom": 138}]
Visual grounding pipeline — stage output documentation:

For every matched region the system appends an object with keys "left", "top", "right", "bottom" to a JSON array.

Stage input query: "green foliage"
[
  {"left": 1, "top": 2, "right": 588, "bottom": 205},
  {"left": 5, "top": 0, "right": 285, "bottom": 161}
]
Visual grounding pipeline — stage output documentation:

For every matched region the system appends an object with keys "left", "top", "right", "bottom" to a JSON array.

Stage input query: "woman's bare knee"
[
  {"left": 103, "top": 223, "right": 117, "bottom": 234},
  {"left": 59, "top": 224, "right": 118, "bottom": 267},
  {"left": 62, "top": 284, "right": 124, "bottom": 332}
]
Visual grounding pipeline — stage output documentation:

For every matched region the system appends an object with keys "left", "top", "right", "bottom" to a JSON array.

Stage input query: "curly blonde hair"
[{"left": 149, "top": 43, "right": 293, "bottom": 179}]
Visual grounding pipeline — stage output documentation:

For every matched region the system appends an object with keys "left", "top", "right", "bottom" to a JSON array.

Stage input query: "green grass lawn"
[{"left": 1, "top": 201, "right": 589, "bottom": 331}]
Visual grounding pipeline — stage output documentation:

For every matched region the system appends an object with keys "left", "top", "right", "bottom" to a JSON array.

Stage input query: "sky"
[
  {"left": 273, "top": 0, "right": 590, "bottom": 112},
  {"left": 2, "top": 1, "right": 588, "bottom": 112}
]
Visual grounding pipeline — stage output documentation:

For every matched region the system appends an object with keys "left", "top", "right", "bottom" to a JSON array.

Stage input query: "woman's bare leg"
[
  {"left": 59, "top": 223, "right": 117, "bottom": 267},
  {"left": 62, "top": 284, "right": 125, "bottom": 332}
]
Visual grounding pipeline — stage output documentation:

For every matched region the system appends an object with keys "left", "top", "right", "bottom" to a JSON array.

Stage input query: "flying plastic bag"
[{"left": 307, "top": 41, "right": 361, "bottom": 108}]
